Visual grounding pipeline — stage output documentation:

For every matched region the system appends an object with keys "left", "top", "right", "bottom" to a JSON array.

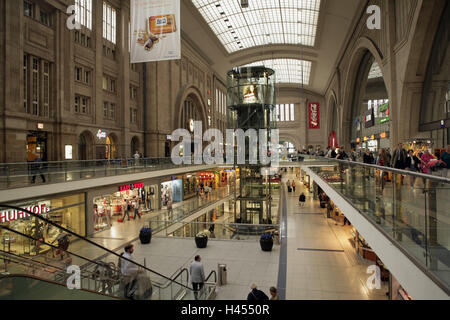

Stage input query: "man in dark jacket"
[
  {"left": 247, "top": 284, "right": 269, "bottom": 301},
  {"left": 391, "top": 143, "right": 408, "bottom": 169},
  {"left": 363, "top": 149, "right": 374, "bottom": 164}
]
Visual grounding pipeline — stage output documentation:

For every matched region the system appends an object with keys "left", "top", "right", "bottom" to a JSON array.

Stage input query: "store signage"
[
  {"left": 380, "top": 132, "right": 387, "bottom": 139},
  {"left": 0, "top": 202, "right": 51, "bottom": 223},
  {"left": 97, "top": 130, "right": 107, "bottom": 139},
  {"left": 365, "top": 109, "right": 375, "bottom": 128},
  {"left": 119, "top": 182, "right": 144, "bottom": 192},
  {"left": 37, "top": 123, "right": 44, "bottom": 130},
  {"left": 65, "top": 145, "right": 73, "bottom": 160},
  {"left": 308, "top": 103, "right": 320, "bottom": 129},
  {"left": 379, "top": 117, "right": 390, "bottom": 124},
  {"left": 378, "top": 103, "right": 389, "bottom": 113}
]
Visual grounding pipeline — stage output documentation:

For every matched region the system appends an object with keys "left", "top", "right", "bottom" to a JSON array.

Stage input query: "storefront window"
[
  {"left": 93, "top": 183, "right": 157, "bottom": 232},
  {"left": 161, "top": 179, "right": 183, "bottom": 207},
  {"left": 0, "top": 193, "right": 86, "bottom": 256}
]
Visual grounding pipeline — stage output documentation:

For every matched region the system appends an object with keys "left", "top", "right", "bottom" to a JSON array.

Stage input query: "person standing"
[
  {"left": 133, "top": 198, "right": 141, "bottom": 220},
  {"left": 120, "top": 244, "right": 141, "bottom": 299},
  {"left": 269, "top": 287, "right": 279, "bottom": 300},
  {"left": 292, "top": 180, "right": 296, "bottom": 193},
  {"left": 134, "top": 150, "right": 140, "bottom": 166},
  {"left": 406, "top": 150, "right": 420, "bottom": 187},
  {"left": 336, "top": 147, "right": 348, "bottom": 160},
  {"left": 299, "top": 193, "right": 306, "bottom": 207},
  {"left": 363, "top": 149, "right": 374, "bottom": 164},
  {"left": 440, "top": 145, "right": 450, "bottom": 178},
  {"left": 391, "top": 143, "right": 408, "bottom": 169},
  {"left": 31, "top": 157, "right": 46, "bottom": 184},
  {"left": 167, "top": 199, "right": 173, "bottom": 220},
  {"left": 190, "top": 255, "right": 205, "bottom": 300},
  {"left": 123, "top": 200, "right": 132, "bottom": 221},
  {"left": 247, "top": 284, "right": 269, "bottom": 301},
  {"left": 420, "top": 149, "right": 435, "bottom": 175}
]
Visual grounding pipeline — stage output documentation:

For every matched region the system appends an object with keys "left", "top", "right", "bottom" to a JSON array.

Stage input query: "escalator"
[{"left": 0, "top": 205, "right": 217, "bottom": 300}]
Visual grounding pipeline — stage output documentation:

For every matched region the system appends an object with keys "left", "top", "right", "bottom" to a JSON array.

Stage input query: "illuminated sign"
[
  {"left": 97, "top": 130, "right": 107, "bottom": 139},
  {"left": 356, "top": 138, "right": 361, "bottom": 143},
  {"left": 119, "top": 182, "right": 144, "bottom": 192},
  {"left": 0, "top": 202, "right": 51, "bottom": 223},
  {"left": 308, "top": 103, "right": 320, "bottom": 129},
  {"left": 363, "top": 136, "right": 368, "bottom": 142},
  {"left": 65, "top": 145, "right": 73, "bottom": 160},
  {"left": 379, "top": 117, "right": 390, "bottom": 124},
  {"left": 37, "top": 123, "right": 44, "bottom": 130},
  {"left": 371, "top": 135, "right": 375, "bottom": 140},
  {"left": 378, "top": 103, "right": 389, "bottom": 113}
]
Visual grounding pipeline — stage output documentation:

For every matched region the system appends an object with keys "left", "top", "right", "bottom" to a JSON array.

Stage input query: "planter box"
[
  {"left": 195, "top": 236, "right": 208, "bottom": 248},
  {"left": 260, "top": 238, "right": 274, "bottom": 252}
]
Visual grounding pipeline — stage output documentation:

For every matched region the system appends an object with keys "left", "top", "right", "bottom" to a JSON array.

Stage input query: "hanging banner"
[
  {"left": 130, "top": 0, "right": 180, "bottom": 63},
  {"left": 309, "top": 102, "right": 320, "bottom": 129}
]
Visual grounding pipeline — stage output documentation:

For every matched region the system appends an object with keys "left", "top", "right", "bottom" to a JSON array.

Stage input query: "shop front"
[
  {"left": 161, "top": 178, "right": 183, "bottom": 207},
  {"left": 218, "top": 169, "right": 236, "bottom": 187},
  {"left": 183, "top": 173, "right": 198, "bottom": 200},
  {"left": 0, "top": 193, "right": 86, "bottom": 256},
  {"left": 92, "top": 181, "right": 158, "bottom": 233},
  {"left": 198, "top": 172, "right": 218, "bottom": 189}
]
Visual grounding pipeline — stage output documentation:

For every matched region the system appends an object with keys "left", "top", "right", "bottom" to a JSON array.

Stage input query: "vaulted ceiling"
[{"left": 181, "top": 0, "right": 365, "bottom": 95}]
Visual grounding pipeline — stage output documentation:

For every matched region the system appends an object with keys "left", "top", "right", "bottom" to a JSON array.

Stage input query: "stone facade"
[
  {"left": 0, "top": 0, "right": 227, "bottom": 162},
  {"left": 324, "top": 0, "right": 449, "bottom": 150}
]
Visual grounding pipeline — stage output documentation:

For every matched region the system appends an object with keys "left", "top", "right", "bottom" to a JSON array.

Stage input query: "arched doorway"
[
  {"left": 349, "top": 51, "right": 390, "bottom": 154},
  {"left": 106, "top": 135, "right": 117, "bottom": 159},
  {"left": 130, "top": 136, "right": 140, "bottom": 157},
  {"left": 78, "top": 131, "right": 93, "bottom": 160}
]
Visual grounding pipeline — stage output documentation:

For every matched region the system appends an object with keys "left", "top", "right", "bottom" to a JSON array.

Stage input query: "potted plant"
[
  {"left": 260, "top": 233, "right": 274, "bottom": 252},
  {"left": 139, "top": 227, "right": 152, "bottom": 244},
  {"left": 195, "top": 230, "right": 210, "bottom": 248}
]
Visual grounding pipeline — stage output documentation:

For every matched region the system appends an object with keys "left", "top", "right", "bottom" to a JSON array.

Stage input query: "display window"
[
  {"left": 183, "top": 174, "right": 198, "bottom": 200},
  {"left": 93, "top": 183, "right": 157, "bottom": 232},
  {"left": 161, "top": 179, "right": 183, "bottom": 207},
  {"left": 0, "top": 193, "right": 86, "bottom": 256}
]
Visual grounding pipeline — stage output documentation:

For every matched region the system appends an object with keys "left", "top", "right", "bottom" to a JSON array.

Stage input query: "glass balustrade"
[
  {"left": 294, "top": 154, "right": 450, "bottom": 291},
  {"left": 0, "top": 157, "right": 210, "bottom": 190}
]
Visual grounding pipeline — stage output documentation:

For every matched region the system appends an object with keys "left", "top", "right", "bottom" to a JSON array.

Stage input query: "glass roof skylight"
[
  {"left": 241, "top": 59, "right": 312, "bottom": 84},
  {"left": 368, "top": 62, "right": 382, "bottom": 79},
  {"left": 191, "top": 0, "right": 321, "bottom": 53}
]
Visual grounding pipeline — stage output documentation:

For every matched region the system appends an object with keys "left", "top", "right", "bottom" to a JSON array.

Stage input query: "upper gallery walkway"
[
  {"left": 0, "top": 158, "right": 218, "bottom": 203},
  {"left": 283, "top": 155, "right": 450, "bottom": 300}
]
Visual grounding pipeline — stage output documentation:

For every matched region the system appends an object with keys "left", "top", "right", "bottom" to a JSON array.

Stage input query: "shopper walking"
[
  {"left": 292, "top": 180, "right": 296, "bottom": 193},
  {"left": 167, "top": 199, "right": 173, "bottom": 220},
  {"left": 363, "top": 149, "right": 374, "bottom": 164},
  {"left": 122, "top": 200, "right": 132, "bottom": 221},
  {"left": 391, "top": 143, "right": 408, "bottom": 169},
  {"left": 133, "top": 199, "right": 141, "bottom": 220},
  {"left": 247, "top": 284, "right": 269, "bottom": 301},
  {"left": 336, "top": 147, "right": 348, "bottom": 160},
  {"left": 420, "top": 149, "right": 435, "bottom": 175},
  {"left": 190, "top": 255, "right": 205, "bottom": 300},
  {"left": 406, "top": 150, "right": 420, "bottom": 187},
  {"left": 31, "top": 157, "right": 46, "bottom": 184},
  {"left": 299, "top": 193, "right": 306, "bottom": 207},
  {"left": 440, "top": 145, "right": 450, "bottom": 179},
  {"left": 269, "top": 287, "right": 279, "bottom": 300}
]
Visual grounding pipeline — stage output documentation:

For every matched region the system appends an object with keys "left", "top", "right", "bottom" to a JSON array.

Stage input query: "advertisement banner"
[
  {"left": 309, "top": 103, "right": 320, "bottom": 129},
  {"left": 130, "top": 0, "right": 180, "bottom": 63}
]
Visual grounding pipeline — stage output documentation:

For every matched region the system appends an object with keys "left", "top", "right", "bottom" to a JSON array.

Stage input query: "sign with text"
[
  {"left": 1, "top": 202, "right": 51, "bottom": 223},
  {"left": 308, "top": 103, "right": 320, "bottom": 129},
  {"left": 119, "top": 182, "right": 144, "bottom": 192},
  {"left": 130, "top": 0, "right": 180, "bottom": 63}
]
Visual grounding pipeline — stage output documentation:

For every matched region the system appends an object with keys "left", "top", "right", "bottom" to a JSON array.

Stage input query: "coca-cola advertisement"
[{"left": 309, "top": 103, "right": 320, "bottom": 129}]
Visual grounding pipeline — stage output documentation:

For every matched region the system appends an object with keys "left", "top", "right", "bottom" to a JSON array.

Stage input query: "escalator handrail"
[
  {"left": 0, "top": 274, "right": 124, "bottom": 299},
  {"left": 0, "top": 205, "right": 198, "bottom": 291},
  {"left": 205, "top": 270, "right": 217, "bottom": 284}
]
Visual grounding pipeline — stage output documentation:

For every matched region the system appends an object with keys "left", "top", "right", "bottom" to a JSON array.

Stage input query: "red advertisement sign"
[
  {"left": 119, "top": 182, "right": 144, "bottom": 192},
  {"left": 309, "top": 103, "right": 320, "bottom": 129}
]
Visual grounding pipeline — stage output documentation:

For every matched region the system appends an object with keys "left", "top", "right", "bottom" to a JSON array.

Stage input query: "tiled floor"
[
  {"left": 283, "top": 172, "right": 388, "bottom": 300},
  {"left": 121, "top": 237, "right": 280, "bottom": 300}
]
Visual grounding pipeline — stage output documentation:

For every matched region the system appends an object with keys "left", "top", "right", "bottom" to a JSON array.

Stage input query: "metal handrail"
[
  {"left": 0, "top": 205, "right": 200, "bottom": 292},
  {"left": 295, "top": 155, "right": 450, "bottom": 183}
]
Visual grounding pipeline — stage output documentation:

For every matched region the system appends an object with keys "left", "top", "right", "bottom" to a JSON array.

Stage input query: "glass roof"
[
  {"left": 368, "top": 62, "right": 382, "bottom": 79},
  {"left": 191, "top": 0, "right": 321, "bottom": 53},
  {"left": 241, "top": 58, "right": 312, "bottom": 84}
]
